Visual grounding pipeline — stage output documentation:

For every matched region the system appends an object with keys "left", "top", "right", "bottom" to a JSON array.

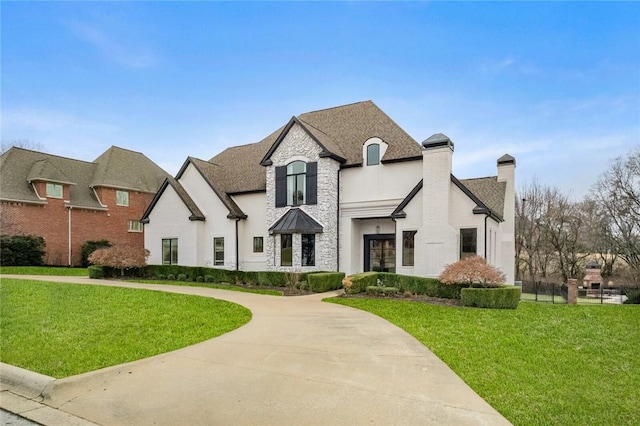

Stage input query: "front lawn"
[
  {"left": 328, "top": 298, "right": 640, "bottom": 426},
  {"left": 0, "top": 279, "right": 251, "bottom": 378},
  {"left": 0, "top": 266, "right": 88, "bottom": 276}
]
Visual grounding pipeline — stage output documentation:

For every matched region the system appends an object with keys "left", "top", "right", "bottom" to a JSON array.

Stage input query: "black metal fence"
[{"left": 517, "top": 281, "right": 639, "bottom": 305}]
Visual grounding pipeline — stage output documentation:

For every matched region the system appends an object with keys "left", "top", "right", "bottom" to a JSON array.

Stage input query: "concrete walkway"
[{"left": 1, "top": 275, "right": 511, "bottom": 425}]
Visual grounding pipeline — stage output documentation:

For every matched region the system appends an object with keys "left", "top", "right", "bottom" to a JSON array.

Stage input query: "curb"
[{"left": 0, "top": 363, "right": 56, "bottom": 400}]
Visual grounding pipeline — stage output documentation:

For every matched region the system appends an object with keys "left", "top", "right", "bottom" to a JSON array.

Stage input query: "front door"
[{"left": 364, "top": 234, "right": 396, "bottom": 273}]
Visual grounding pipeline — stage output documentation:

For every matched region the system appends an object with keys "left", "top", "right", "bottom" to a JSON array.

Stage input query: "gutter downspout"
[
  {"left": 68, "top": 206, "right": 73, "bottom": 266},
  {"left": 336, "top": 169, "right": 340, "bottom": 272},
  {"left": 484, "top": 214, "right": 489, "bottom": 261},
  {"left": 235, "top": 218, "right": 241, "bottom": 271}
]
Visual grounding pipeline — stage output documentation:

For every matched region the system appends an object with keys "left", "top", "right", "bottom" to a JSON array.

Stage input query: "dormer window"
[
  {"left": 46, "top": 183, "right": 63, "bottom": 198},
  {"left": 367, "top": 143, "right": 380, "bottom": 166}
]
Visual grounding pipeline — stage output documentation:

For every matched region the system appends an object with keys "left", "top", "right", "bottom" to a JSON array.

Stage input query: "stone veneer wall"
[{"left": 265, "top": 124, "right": 339, "bottom": 272}]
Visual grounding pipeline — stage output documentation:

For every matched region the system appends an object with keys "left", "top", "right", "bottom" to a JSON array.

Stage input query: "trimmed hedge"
[
  {"left": 461, "top": 286, "right": 521, "bottom": 309},
  {"left": 308, "top": 272, "right": 346, "bottom": 293},
  {"left": 345, "top": 271, "right": 468, "bottom": 299},
  {"left": 88, "top": 265, "right": 104, "bottom": 279},
  {"left": 366, "top": 286, "right": 399, "bottom": 297}
]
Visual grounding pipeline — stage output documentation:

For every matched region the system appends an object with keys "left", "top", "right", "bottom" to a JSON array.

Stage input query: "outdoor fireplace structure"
[{"left": 582, "top": 261, "right": 603, "bottom": 290}]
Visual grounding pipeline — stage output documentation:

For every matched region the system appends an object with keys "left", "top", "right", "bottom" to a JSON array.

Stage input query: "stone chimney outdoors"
[{"left": 583, "top": 261, "right": 603, "bottom": 290}]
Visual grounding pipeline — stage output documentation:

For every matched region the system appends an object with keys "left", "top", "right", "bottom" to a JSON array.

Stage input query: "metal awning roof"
[{"left": 269, "top": 207, "right": 323, "bottom": 234}]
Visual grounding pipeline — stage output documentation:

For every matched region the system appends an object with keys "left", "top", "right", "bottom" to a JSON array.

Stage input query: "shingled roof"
[
  {"left": 391, "top": 176, "right": 506, "bottom": 221},
  {"left": 0, "top": 146, "right": 169, "bottom": 209}
]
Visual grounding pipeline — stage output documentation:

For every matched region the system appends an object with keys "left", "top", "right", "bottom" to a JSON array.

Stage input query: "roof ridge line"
[
  {"left": 299, "top": 100, "right": 372, "bottom": 116},
  {"left": 8, "top": 147, "right": 96, "bottom": 165}
]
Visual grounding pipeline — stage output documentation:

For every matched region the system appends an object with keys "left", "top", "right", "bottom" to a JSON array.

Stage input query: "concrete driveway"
[{"left": 1, "top": 276, "right": 511, "bottom": 425}]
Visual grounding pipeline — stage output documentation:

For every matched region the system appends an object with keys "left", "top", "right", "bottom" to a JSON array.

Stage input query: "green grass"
[
  {"left": 0, "top": 279, "right": 251, "bottom": 378},
  {"left": 0, "top": 266, "right": 88, "bottom": 276},
  {"left": 328, "top": 298, "right": 640, "bottom": 426},
  {"left": 127, "top": 279, "right": 283, "bottom": 296}
]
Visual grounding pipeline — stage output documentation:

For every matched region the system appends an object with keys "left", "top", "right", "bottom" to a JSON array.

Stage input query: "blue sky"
[{"left": 2, "top": 1, "right": 639, "bottom": 199}]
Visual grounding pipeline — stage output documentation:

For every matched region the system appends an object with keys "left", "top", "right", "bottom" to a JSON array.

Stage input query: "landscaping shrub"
[
  {"left": 308, "top": 272, "right": 346, "bottom": 293},
  {"left": 366, "top": 286, "right": 399, "bottom": 297},
  {"left": 345, "top": 272, "right": 378, "bottom": 294},
  {"left": 345, "top": 271, "right": 468, "bottom": 299},
  {"left": 167, "top": 274, "right": 175, "bottom": 280},
  {"left": 157, "top": 274, "right": 166, "bottom": 280},
  {"left": 88, "top": 246, "right": 149, "bottom": 276},
  {"left": 88, "top": 265, "right": 104, "bottom": 279},
  {"left": 204, "top": 275, "right": 214, "bottom": 283},
  {"left": 0, "top": 235, "right": 46, "bottom": 266},
  {"left": 177, "top": 274, "right": 187, "bottom": 281},
  {"left": 624, "top": 290, "right": 640, "bottom": 305},
  {"left": 256, "top": 271, "right": 288, "bottom": 286},
  {"left": 461, "top": 286, "right": 521, "bottom": 309},
  {"left": 81, "top": 239, "right": 111, "bottom": 267},
  {"left": 196, "top": 276, "right": 204, "bottom": 283},
  {"left": 439, "top": 256, "right": 506, "bottom": 286}
]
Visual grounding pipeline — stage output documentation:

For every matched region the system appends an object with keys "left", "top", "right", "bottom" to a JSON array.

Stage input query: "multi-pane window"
[
  {"left": 402, "top": 230, "right": 417, "bottom": 266},
  {"left": 281, "top": 234, "right": 293, "bottom": 266},
  {"left": 253, "top": 236, "right": 264, "bottom": 253},
  {"left": 162, "top": 238, "right": 178, "bottom": 265},
  {"left": 128, "top": 220, "right": 143, "bottom": 232},
  {"left": 460, "top": 228, "right": 477, "bottom": 259},
  {"left": 46, "top": 183, "right": 63, "bottom": 198},
  {"left": 366, "top": 143, "right": 380, "bottom": 166},
  {"left": 116, "top": 190, "right": 129, "bottom": 206},
  {"left": 301, "top": 234, "right": 315, "bottom": 267},
  {"left": 286, "top": 161, "right": 306, "bottom": 206},
  {"left": 213, "top": 237, "right": 224, "bottom": 266}
]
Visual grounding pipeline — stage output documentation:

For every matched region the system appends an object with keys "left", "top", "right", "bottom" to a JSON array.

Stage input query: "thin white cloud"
[{"left": 63, "top": 20, "right": 156, "bottom": 69}]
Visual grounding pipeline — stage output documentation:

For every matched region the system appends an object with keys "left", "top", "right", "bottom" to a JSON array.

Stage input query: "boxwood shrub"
[
  {"left": 344, "top": 271, "right": 468, "bottom": 299},
  {"left": 308, "top": 272, "right": 346, "bottom": 293},
  {"left": 88, "top": 265, "right": 104, "bottom": 279},
  {"left": 460, "top": 286, "right": 521, "bottom": 309}
]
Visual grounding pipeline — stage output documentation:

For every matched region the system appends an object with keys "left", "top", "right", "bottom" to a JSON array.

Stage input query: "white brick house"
[{"left": 142, "top": 101, "right": 516, "bottom": 283}]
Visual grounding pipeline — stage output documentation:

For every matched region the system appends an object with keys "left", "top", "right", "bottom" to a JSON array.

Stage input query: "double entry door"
[{"left": 364, "top": 234, "right": 396, "bottom": 273}]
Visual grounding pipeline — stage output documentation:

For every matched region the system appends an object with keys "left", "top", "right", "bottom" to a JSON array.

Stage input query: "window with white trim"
[
  {"left": 367, "top": 143, "right": 380, "bottom": 166},
  {"left": 128, "top": 220, "right": 143, "bottom": 233},
  {"left": 46, "top": 183, "right": 63, "bottom": 198},
  {"left": 116, "top": 190, "right": 129, "bottom": 206}
]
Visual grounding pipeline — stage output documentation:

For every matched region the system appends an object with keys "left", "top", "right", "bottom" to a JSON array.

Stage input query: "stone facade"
[{"left": 265, "top": 123, "right": 340, "bottom": 272}]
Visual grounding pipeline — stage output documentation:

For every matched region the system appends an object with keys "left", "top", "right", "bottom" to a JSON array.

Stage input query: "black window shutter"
[
  {"left": 306, "top": 162, "right": 317, "bottom": 205},
  {"left": 275, "top": 166, "right": 287, "bottom": 207}
]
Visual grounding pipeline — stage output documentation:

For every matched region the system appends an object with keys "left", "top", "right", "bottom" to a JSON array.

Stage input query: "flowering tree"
[
  {"left": 439, "top": 256, "right": 506, "bottom": 286},
  {"left": 88, "top": 245, "right": 150, "bottom": 276}
]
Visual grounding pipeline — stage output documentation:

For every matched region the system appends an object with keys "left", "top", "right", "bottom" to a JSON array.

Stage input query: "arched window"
[
  {"left": 367, "top": 143, "right": 380, "bottom": 166},
  {"left": 287, "top": 161, "right": 306, "bottom": 206}
]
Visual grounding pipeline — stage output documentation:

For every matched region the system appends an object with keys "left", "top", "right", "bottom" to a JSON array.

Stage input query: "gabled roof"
[
  {"left": 261, "top": 100, "right": 422, "bottom": 167},
  {"left": 268, "top": 207, "right": 324, "bottom": 234},
  {"left": 175, "top": 157, "right": 247, "bottom": 219},
  {"left": 141, "top": 177, "right": 204, "bottom": 224},
  {"left": 457, "top": 176, "right": 506, "bottom": 220},
  {"left": 176, "top": 100, "right": 424, "bottom": 219},
  {"left": 0, "top": 146, "right": 169, "bottom": 209},
  {"left": 391, "top": 175, "right": 506, "bottom": 221}
]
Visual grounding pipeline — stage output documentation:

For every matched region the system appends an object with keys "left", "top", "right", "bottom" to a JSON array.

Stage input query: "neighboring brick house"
[
  {"left": 0, "top": 146, "right": 169, "bottom": 266},
  {"left": 142, "top": 100, "right": 516, "bottom": 283}
]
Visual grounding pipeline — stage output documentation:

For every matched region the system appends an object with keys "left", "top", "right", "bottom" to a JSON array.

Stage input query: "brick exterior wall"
[{"left": 0, "top": 185, "right": 154, "bottom": 266}]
